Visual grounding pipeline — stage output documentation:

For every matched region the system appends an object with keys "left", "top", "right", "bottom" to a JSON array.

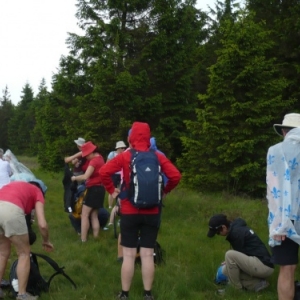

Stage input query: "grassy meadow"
[{"left": 2, "top": 157, "right": 287, "bottom": 300}]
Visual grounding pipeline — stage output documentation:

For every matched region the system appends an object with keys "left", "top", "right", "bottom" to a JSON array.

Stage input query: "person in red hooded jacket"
[{"left": 100, "top": 122, "right": 181, "bottom": 300}]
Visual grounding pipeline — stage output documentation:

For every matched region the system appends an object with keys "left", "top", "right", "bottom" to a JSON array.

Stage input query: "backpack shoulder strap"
[{"left": 31, "top": 252, "right": 77, "bottom": 289}]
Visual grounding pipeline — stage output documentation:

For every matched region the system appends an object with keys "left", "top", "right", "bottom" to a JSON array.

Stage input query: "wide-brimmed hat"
[
  {"left": 81, "top": 141, "right": 97, "bottom": 157},
  {"left": 273, "top": 113, "right": 300, "bottom": 136},
  {"left": 207, "top": 214, "right": 227, "bottom": 238},
  {"left": 115, "top": 141, "right": 126, "bottom": 149},
  {"left": 74, "top": 137, "right": 86, "bottom": 146}
]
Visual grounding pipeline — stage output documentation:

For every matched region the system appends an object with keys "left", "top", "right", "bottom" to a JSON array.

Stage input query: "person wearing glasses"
[{"left": 207, "top": 214, "right": 274, "bottom": 293}]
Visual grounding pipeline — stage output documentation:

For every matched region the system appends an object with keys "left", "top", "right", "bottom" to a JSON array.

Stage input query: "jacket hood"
[
  {"left": 231, "top": 218, "right": 247, "bottom": 229},
  {"left": 150, "top": 137, "right": 157, "bottom": 151},
  {"left": 129, "top": 122, "right": 151, "bottom": 151}
]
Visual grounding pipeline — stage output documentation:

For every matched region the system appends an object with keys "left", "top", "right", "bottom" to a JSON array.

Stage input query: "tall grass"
[{"left": 3, "top": 159, "right": 287, "bottom": 299}]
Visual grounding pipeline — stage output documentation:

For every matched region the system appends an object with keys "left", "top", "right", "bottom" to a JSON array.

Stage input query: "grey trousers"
[{"left": 222, "top": 250, "right": 274, "bottom": 290}]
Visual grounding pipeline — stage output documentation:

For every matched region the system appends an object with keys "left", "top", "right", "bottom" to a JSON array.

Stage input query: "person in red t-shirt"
[
  {"left": 71, "top": 141, "right": 105, "bottom": 242},
  {"left": 100, "top": 122, "right": 181, "bottom": 300},
  {"left": 0, "top": 180, "right": 53, "bottom": 300}
]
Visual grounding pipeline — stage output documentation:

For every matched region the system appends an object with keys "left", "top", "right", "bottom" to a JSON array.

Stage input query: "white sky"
[{"left": 0, "top": 0, "right": 215, "bottom": 105}]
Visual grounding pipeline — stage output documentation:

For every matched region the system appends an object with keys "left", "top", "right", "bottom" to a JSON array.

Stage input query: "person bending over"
[{"left": 207, "top": 214, "right": 273, "bottom": 293}]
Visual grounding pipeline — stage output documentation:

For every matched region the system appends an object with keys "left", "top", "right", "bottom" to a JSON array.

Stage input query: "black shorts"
[
  {"left": 111, "top": 174, "right": 121, "bottom": 188},
  {"left": 120, "top": 214, "right": 160, "bottom": 248},
  {"left": 83, "top": 185, "right": 105, "bottom": 209},
  {"left": 271, "top": 237, "right": 299, "bottom": 265}
]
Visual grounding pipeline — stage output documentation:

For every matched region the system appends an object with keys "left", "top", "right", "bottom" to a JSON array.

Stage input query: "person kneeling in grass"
[{"left": 207, "top": 214, "right": 274, "bottom": 292}]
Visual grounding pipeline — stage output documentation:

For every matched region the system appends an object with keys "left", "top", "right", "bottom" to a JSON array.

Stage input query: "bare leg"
[
  {"left": 121, "top": 246, "right": 137, "bottom": 291},
  {"left": 81, "top": 205, "right": 92, "bottom": 241},
  {"left": 278, "top": 265, "right": 296, "bottom": 300},
  {"left": 90, "top": 208, "right": 100, "bottom": 238},
  {"left": 140, "top": 247, "right": 155, "bottom": 290},
  {"left": 10, "top": 234, "right": 31, "bottom": 295},
  {"left": 118, "top": 234, "right": 123, "bottom": 258},
  {"left": 109, "top": 206, "right": 118, "bottom": 225},
  {"left": 0, "top": 235, "right": 11, "bottom": 283},
  {"left": 108, "top": 194, "right": 115, "bottom": 209}
]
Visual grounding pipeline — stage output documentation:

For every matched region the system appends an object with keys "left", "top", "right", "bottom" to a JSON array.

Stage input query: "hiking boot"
[
  {"left": 0, "top": 288, "right": 4, "bottom": 299},
  {"left": 116, "top": 292, "right": 129, "bottom": 299},
  {"left": 144, "top": 295, "right": 154, "bottom": 300},
  {"left": 254, "top": 280, "right": 269, "bottom": 292},
  {"left": 16, "top": 293, "right": 39, "bottom": 300}
]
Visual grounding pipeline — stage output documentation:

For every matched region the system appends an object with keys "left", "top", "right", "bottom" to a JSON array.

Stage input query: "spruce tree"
[{"left": 179, "top": 11, "right": 293, "bottom": 196}]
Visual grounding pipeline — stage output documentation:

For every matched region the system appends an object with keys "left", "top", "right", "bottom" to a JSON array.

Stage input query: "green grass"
[{"left": 2, "top": 160, "right": 288, "bottom": 299}]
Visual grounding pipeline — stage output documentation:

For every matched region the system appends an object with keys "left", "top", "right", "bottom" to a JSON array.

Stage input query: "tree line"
[{"left": 1, "top": 0, "right": 300, "bottom": 197}]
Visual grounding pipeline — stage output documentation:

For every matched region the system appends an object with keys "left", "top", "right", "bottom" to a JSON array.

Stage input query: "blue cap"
[{"left": 29, "top": 179, "right": 48, "bottom": 195}]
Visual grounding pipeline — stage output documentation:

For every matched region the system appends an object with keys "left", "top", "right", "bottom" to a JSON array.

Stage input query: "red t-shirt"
[
  {"left": 0, "top": 181, "right": 45, "bottom": 214},
  {"left": 86, "top": 155, "right": 105, "bottom": 187}
]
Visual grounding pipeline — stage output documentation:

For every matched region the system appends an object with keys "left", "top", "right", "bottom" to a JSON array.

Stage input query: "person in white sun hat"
[
  {"left": 64, "top": 137, "right": 89, "bottom": 175},
  {"left": 106, "top": 141, "right": 127, "bottom": 209},
  {"left": 267, "top": 113, "right": 300, "bottom": 300}
]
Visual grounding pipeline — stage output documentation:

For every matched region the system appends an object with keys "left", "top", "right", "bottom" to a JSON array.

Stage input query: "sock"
[
  {"left": 121, "top": 290, "right": 129, "bottom": 297},
  {"left": 144, "top": 290, "right": 152, "bottom": 296}
]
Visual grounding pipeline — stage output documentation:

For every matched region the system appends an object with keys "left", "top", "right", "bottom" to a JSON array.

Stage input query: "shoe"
[
  {"left": 108, "top": 223, "right": 113, "bottom": 226},
  {"left": 255, "top": 280, "right": 269, "bottom": 292},
  {"left": 215, "top": 288, "right": 226, "bottom": 296},
  {"left": 144, "top": 295, "right": 154, "bottom": 300},
  {"left": 16, "top": 293, "right": 39, "bottom": 300},
  {"left": 102, "top": 227, "right": 109, "bottom": 231},
  {"left": 0, "top": 288, "right": 4, "bottom": 299},
  {"left": 116, "top": 292, "right": 128, "bottom": 299}
]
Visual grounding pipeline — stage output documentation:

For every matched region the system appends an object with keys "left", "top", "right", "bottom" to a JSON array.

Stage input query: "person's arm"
[
  {"left": 158, "top": 154, "right": 181, "bottom": 195},
  {"left": 35, "top": 201, "right": 54, "bottom": 252},
  {"left": 71, "top": 165, "right": 94, "bottom": 182},
  {"left": 64, "top": 152, "right": 82, "bottom": 164},
  {"left": 100, "top": 154, "right": 123, "bottom": 195}
]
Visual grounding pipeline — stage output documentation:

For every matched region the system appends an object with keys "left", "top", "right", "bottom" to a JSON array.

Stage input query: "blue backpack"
[{"left": 125, "top": 149, "right": 164, "bottom": 208}]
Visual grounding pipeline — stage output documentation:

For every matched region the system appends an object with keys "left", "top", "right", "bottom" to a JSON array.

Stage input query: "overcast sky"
[{"left": 0, "top": 0, "right": 216, "bottom": 105}]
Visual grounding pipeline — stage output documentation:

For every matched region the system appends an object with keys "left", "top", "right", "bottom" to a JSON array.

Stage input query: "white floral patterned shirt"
[{"left": 267, "top": 127, "right": 300, "bottom": 246}]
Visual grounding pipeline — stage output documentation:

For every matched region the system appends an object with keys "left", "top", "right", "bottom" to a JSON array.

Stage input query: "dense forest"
[{"left": 1, "top": 0, "right": 300, "bottom": 197}]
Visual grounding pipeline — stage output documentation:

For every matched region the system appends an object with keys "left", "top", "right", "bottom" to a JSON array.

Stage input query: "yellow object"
[{"left": 72, "top": 190, "right": 87, "bottom": 219}]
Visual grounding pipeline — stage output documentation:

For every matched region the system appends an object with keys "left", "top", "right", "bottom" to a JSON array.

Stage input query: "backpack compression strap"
[{"left": 31, "top": 252, "right": 77, "bottom": 289}]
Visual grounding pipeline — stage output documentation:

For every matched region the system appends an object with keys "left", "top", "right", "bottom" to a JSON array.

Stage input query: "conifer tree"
[
  {"left": 179, "top": 11, "right": 293, "bottom": 196},
  {"left": 7, "top": 83, "right": 35, "bottom": 154},
  {"left": 0, "top": 86, "right": 15, "bottom": 150}
]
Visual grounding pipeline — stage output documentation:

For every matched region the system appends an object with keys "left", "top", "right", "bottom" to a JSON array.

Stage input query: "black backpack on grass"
[
  {"left": 135, "top": 239, "right": 165, "bottom": 265},
  {"left": 9, "top": 252, "right": 77, "bottom": 297}
]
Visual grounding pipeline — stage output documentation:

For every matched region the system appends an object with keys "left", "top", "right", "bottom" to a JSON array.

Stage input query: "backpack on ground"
[
  {"left": 135, "top": 239, "right": 165, "bottom": 265},
  {"left": 125, "top": 149, "right": 164, "bottom": 209},
  {"left": 9, "top": 252, "right": 77, "bottom": 297},
  {"left": 72, "top": 185, "right": 87, "bottom": 219}
]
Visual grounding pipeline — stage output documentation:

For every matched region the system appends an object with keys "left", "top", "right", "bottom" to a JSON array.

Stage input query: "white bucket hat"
[
  {"left": 74, "top": 137, "right": 86, "bottom": 146},
  {"left": 273, "top": 113, "right": 300, "bottom": 136},
  {"left": 115, "top": 141, "right": 126, "bottom": 149}
]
